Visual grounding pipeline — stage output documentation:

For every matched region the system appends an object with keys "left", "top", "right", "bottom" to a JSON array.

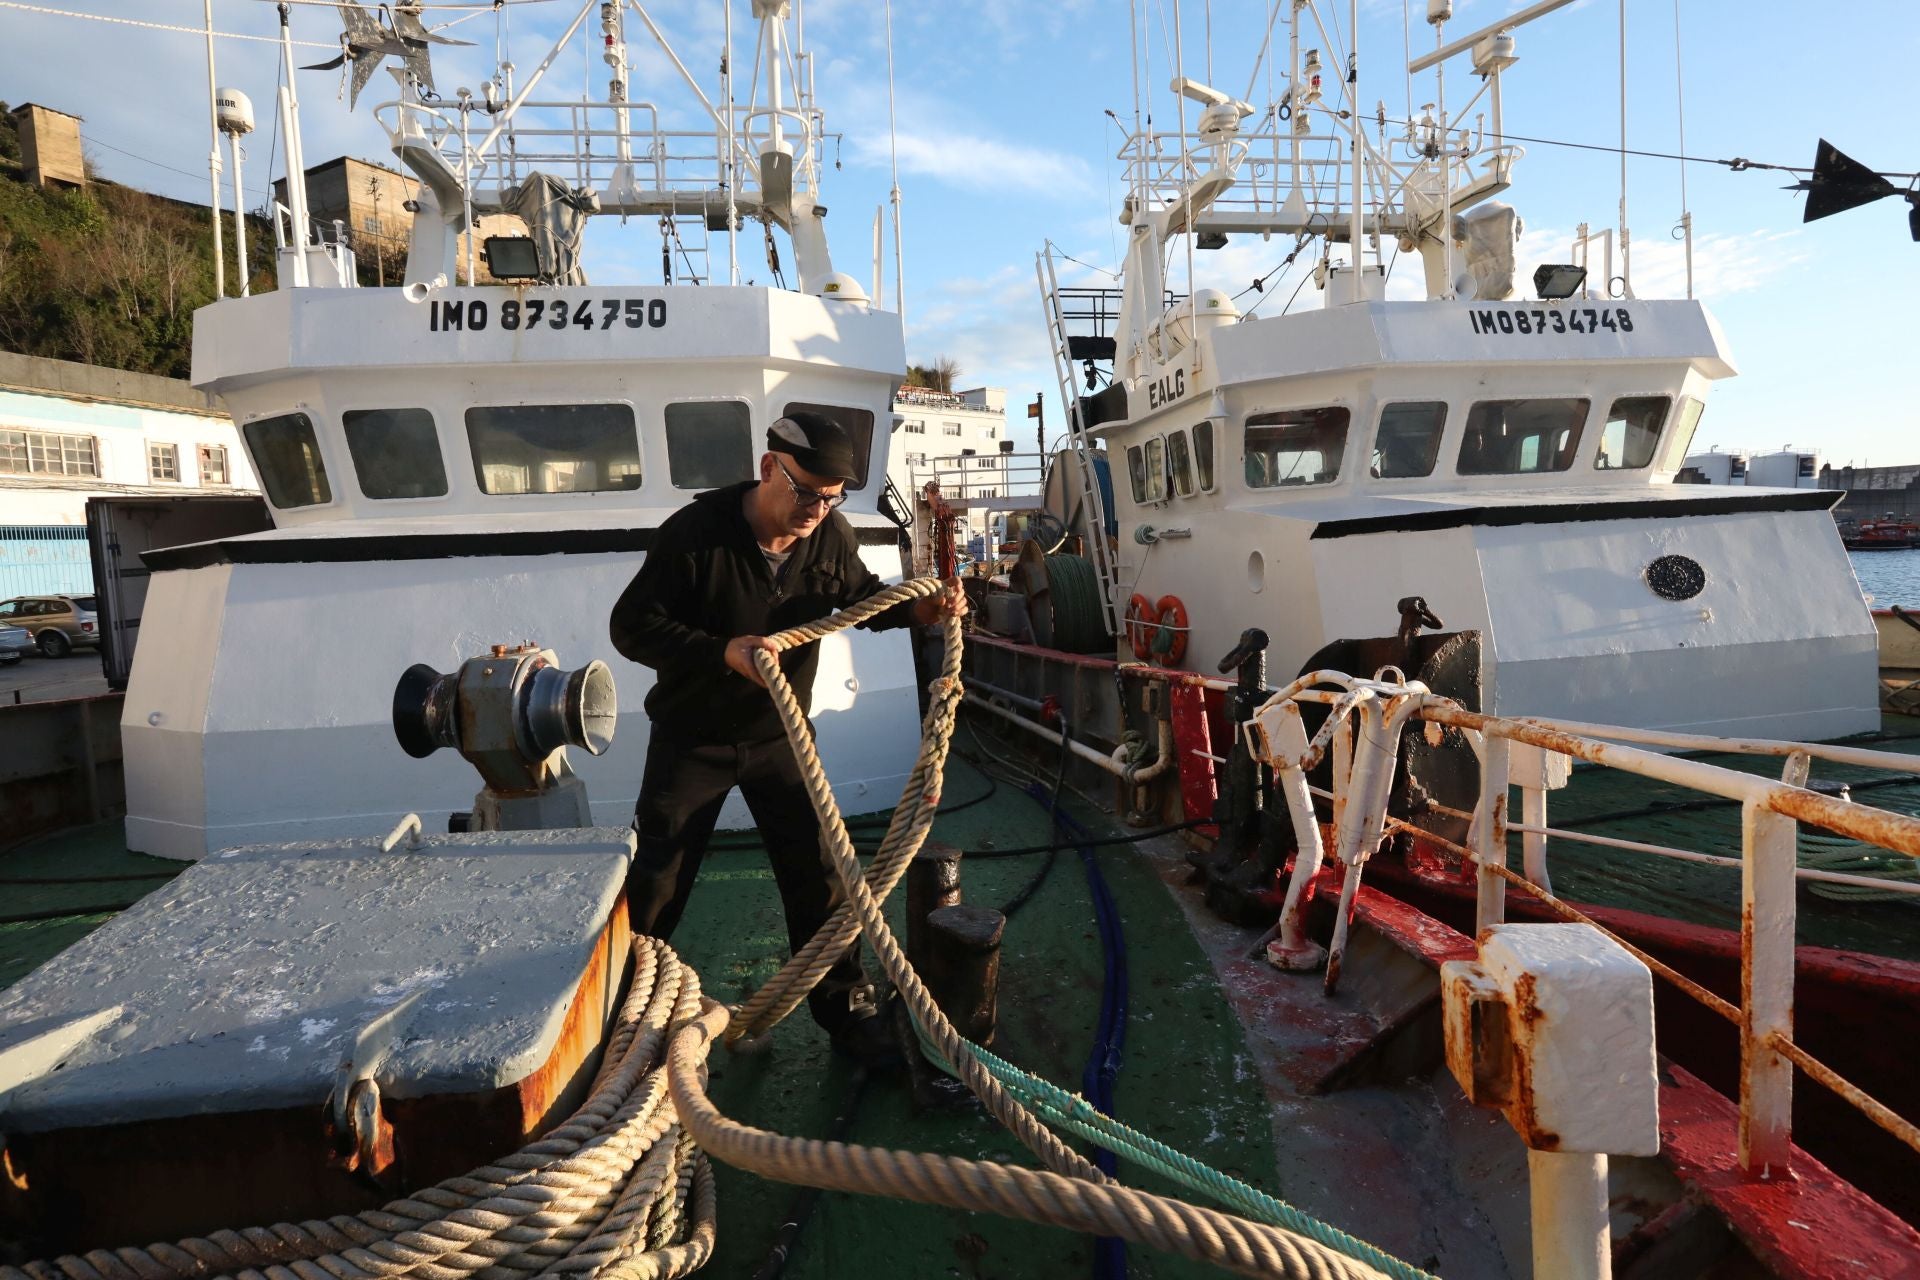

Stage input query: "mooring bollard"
[
  {"left": 922, "top": 904, "right": 1005, "bottom": 1046},
  {"left": 906, "top": 840, "right": 964, "bottom": 970},
  {"left": 1442, "top": 923, "right": 1659, "bottom": 1280}
]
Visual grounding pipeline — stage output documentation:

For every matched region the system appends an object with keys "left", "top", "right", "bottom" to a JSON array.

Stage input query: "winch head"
[{"left": 393, "top": 645, "right": 616, "bottom": 798}]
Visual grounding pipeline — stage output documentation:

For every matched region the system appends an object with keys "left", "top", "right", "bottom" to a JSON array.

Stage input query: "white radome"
[{"left": 215, "top": 88, "right": 255, "bottom": 136}]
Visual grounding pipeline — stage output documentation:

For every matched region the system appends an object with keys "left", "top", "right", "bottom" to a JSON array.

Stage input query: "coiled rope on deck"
[{"left": 3, "top": 937, "right": 718, "bottom": 1280}]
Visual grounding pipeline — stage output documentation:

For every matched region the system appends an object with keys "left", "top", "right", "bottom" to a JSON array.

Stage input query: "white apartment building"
[
  {"left": 889, "top": 385, "right": 1016, "bottom": 550},
  {"left": 0, "top": 353, "right": 258, "bottom": 528}
]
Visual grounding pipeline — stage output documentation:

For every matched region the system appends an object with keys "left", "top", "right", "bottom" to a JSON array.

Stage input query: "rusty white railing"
[{"left": 1244, "top": 669, "right": 1920, "bottom": 1180}]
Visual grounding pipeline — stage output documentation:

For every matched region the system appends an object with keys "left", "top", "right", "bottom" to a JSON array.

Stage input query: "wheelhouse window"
[
  {"left": 1457, "top": 398, "right": 1589, "bottom": 476},
  {"left": 1168, "top": 429, "right": 1197, "bottom": 498},
  {"left": 1245, "top": 407, "right": 1350, "bottom": 488},
  {"left": 1127, "top": 436, "right": 1168, "bottom": 503},
  {"left": 344, "top": 408, "right": 449, "bottom": 499},
  {"left": 243, "top": 412, "right": 332, "bottom": 508},
  {"left": 664, "top": 401, "right": 754, "bottom": 489},
  {"left": 1192, "top": 422, "right": 1215, "bottom": 491},
  {"left": 465, "top": 404, "right": 641, "bottom": 495},
  {"left": 1594, "top": 396, "right": 1669, "bottom": 471},
  {"left": 1656, "top": 397, "right": 1706, "bottom": 471},
  {"left": 1371, "top": 402, "right": 1446, "bottom": 479},
  {"left": 782, "top": 402, "right": 875, "bottom": 488}
]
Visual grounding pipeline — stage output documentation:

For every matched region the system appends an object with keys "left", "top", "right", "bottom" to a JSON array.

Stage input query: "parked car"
[
  {"left": 0, "top": 594, "right": 99, "bottom": 658},
  {"left": 0, "top": 623, "right": 31, "bottom": 665}
]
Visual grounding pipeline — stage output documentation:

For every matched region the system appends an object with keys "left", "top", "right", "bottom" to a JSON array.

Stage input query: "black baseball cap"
[{"left": 768, "top": 411, "right": 857, "bottom": 482}]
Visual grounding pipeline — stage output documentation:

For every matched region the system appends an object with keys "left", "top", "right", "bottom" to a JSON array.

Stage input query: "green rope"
[
  {"left": 1800, "top": 841, "right": 1920, "bottom": 903},
  {"left": 912, "top": 1026, "right": 1439, "bottom": 1280},
  {"left": 1043, "top": 552, "right": 1108, "bottom": 654}
]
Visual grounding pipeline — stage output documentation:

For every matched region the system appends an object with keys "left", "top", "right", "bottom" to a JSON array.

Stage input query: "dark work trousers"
[{"left": 629, "top": 727, "right": 867, "bottom": 1035}]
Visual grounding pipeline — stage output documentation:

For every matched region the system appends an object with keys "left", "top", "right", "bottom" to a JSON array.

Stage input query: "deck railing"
[{"left": 1246, "top": 670, "right": 1920, "bottom": 1177}]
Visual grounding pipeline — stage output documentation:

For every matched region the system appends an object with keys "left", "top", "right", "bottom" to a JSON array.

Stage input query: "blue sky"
[{"left": 4, "top": 0, "right": 1915, "bottom": 466}]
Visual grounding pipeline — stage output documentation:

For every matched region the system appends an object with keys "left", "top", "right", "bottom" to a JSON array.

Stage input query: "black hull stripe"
[
  {"left": 145, "top": 525, "right": 904, "bottom": 570},
  {"left": 1309, "top": 489, "right": 1841, "bottom": 540}
]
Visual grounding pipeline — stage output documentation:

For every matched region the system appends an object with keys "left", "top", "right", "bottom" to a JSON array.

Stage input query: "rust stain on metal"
[
  {"left": 0, "top": 900, "right": 635, "bottom": 1252},
  {"left": 1513, "top": 972, "right": 1544, "bottom": 1027},
  {"left": 1504, "top": 969, "right": 1560, "bottom": 1149}
]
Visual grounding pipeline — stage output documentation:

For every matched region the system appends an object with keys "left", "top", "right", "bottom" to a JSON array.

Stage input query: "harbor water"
[{"left": 1851, "top": 549, "right": 1920, "bottom": 609}]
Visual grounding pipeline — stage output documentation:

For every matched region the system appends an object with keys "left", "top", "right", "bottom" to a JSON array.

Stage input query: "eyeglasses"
[{"left": 775, "top": 457, "right": 848, "bottom": 510}]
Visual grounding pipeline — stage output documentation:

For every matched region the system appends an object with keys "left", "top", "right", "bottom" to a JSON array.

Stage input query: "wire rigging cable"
[{"left": 0, "top": 1, "right": 335, "bottom": 47}]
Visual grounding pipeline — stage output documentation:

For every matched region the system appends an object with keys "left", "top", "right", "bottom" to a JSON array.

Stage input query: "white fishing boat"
[
  {"left": 1029, "top": 0, "right": 1877, "bottom": 741},
  {"left": 121, "top": 0, "right": 919, "bottom": 859}
]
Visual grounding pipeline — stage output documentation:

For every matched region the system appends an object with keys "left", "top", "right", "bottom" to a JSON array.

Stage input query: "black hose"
[
  {"left": 961, "top": 819, "right": 1210, "bottom": 859},
  {"left": 998, "top": 715, "right": 1075, "bottom": 920},
  {"left": 0, "top": 871, "right": 178, "bottom": 885},
  {"left": 0, "top": 903, "right": 141, "bottom": 925},
  {"left": 708, "top": 763, "right": 998, "bottom": 851},
  {"left": 749, "top": 1066, "right": 872, "bottom": 1279}
]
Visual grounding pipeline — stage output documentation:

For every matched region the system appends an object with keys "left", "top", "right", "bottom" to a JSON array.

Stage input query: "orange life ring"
[
  {"left": 1124, "top": 593, "right": 1156, "bottom": 661},
  {"left": 1153, "top": 595, "right": 1189, "bottom": 667}
]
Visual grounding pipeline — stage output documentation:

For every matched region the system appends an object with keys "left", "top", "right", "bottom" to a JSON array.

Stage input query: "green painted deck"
[
  {"left": 670, "top": 758, "right": 1291, "bottom": 1278},
  {"left": 8, "top": 712, "right": 1919, "bottom": 1272},
  {"left": 1534, "top": 715, "right": 1920, "bottom": 963},
  {"left": 0, "top": 822, "right": 180, "bottom": 990},
  {"left": 0, "top": 760, "right": 1297, "bottom": 1278}
]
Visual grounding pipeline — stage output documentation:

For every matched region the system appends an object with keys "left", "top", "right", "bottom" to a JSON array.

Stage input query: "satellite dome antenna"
[{"left": 215, "top": 88, "right": 255, "bottom": 294}]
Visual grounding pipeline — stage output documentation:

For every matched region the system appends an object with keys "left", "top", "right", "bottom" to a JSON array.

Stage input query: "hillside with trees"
[{"left": 0, "top": 103, "right": 272, "bottom": 379}]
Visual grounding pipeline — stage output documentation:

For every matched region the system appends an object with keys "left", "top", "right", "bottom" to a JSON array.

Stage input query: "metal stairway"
[{"left": 1036, "top": 243, "right": 1122, "bottom": 639}]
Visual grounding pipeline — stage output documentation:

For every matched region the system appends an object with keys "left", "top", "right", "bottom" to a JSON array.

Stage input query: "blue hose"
[{"left": 1022, "top": 781, "right": 1130, "bottom": 1280}]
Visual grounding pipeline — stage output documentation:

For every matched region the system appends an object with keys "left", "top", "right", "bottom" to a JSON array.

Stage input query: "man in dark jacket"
[{"left": 609, "top": 411, "right": 964, "bottom": 1060}]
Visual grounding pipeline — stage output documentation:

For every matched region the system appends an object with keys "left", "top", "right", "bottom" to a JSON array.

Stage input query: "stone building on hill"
[
  {"left": 275, "top": 156, "right": 524, "bottom": 285},
  {"left": 10, "top": 103, "right": 86, "bottom": 190}
]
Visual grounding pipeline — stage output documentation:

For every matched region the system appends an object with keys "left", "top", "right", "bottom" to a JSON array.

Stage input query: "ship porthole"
[
  {"left": 1646, "top": 554, "right": 1706, "bottom": 601},
  {"left": 1247, "top": 550, "right": 1266, "bottom": 594}
]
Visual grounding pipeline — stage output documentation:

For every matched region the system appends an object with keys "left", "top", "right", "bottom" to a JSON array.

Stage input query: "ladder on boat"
[
  {"left": 659, "top": 213, "right": 711, "bottom": 284},
  {"left": 1036, "top": 244, "right": 1122, "bottom": 638}
]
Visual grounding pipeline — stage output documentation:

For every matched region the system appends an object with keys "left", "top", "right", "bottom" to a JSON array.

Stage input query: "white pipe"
[
  {"left": 1408, "top": 0, "right": 1583, "bottom": 73},
  {"left": 963, "top": 691, "right": 1174, "bottom": 783},
  {"left": 724, "top": 0, "right": 737, "bottom": 284},
  {"left": 1528, "top": 1150, "right": 1609, "bottom": 1280},
  {"left": 228, "top": 130, "right": 249, "bottom": 296},
  {"left": 278, "top": 7, "right": 312, "bottom": 283},
  {"left": 204, "top": 0, "right": 225, "bottom": 300},
  {"left": 1507, "top": 821, "right": 1920, "bottom": 898},
  {"left": 1511, "top": 717, "right": 1920, "bottom": 776},
  {"left": 275, "top": 86, "right": 309, "bottom": 287},
  {"left": 883, "top": 0, "right": 905, "bottom": 324},
  {"left": 1348, "top": 0, "right": 1362, "bottom": 277}
]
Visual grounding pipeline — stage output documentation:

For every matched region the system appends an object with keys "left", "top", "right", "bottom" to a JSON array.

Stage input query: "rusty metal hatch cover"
[{"left": 0, "top": 825, "right": 635, "bottom": 1249}]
